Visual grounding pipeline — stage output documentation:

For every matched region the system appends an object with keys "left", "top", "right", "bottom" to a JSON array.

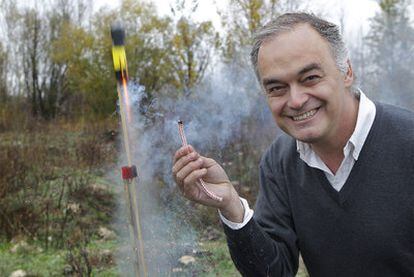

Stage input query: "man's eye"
[
  {"left": 266, "top": 86, "right": 286, "bottom": 96},
  {"left": 304, "top": 75, "right": 320, "bottom": 82}
]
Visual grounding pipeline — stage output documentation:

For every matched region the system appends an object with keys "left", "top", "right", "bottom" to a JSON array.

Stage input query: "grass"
[
  {"left": 0, "top": 242, "right": 66, "bottom": 276},
  {"left": 198, "top": 239, "right": 241, "bottom": 276},
  {"left": 194, "top": 238, "right": 308, "bottom": 277},
  {"left": 0, "top": 239, "right": 119, "bottom": 276},
  {"left": 0, "top": 118, "right": 309, "bottom": 276},
  {"left": 0, "top": 237, "right": 308, "bottom": 276},
  {"left": 0, "top": 119, "right": 119, "bottom": 276}
]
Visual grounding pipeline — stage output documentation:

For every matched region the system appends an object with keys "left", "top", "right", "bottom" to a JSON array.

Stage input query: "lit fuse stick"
[{"left": 177, "top": 121, "right": 223, "bottom": 202}]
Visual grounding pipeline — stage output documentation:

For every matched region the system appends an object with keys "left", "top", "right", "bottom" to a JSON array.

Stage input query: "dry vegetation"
[{"left": 0, "top": 117, "right": 120, "bottom": 275}]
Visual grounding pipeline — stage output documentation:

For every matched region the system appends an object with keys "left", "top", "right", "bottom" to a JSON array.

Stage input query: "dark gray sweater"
[{"left": 224, "top": 103, "right": 414, "bottom": 277}]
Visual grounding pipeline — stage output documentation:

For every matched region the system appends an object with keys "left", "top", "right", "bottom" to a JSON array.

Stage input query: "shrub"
[{"left": 0, "top": 121, "right": 117, "bottom": 249}]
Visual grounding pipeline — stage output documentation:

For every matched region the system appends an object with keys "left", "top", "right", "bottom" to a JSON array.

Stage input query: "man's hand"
[{"left": 172, "top": 145, "right": 244, "bottom": 222}]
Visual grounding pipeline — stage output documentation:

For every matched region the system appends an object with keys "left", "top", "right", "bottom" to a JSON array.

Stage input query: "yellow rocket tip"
[
  {"left": 112, "top": 46, "right": 127, "bottom": 71},
  {"left": 112, "top": 45, "right": 128, "bottom": 81}
]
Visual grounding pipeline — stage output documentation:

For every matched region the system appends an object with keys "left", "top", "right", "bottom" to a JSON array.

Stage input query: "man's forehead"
[
  {"left": 257, "top": 24, "right": 332, "bottom": 78},
  {"left": 262, "top": 23, "right": 319, "bottom": 42},
  {"left": 260, "top": 24, "right": 327, "bottom": 53}
]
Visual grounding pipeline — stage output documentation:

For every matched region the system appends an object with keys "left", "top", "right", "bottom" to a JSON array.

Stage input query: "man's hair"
[{"left": 251, "top": 13, "right": 350, "bottom": 82}]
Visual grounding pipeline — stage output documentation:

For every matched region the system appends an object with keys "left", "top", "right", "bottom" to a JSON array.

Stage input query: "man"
[{"left": 172, "top": 13, "right": 414, "bottom": 276}]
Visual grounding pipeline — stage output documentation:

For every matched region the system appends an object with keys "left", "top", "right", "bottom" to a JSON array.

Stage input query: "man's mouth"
[{"left": 291, "top": 108, "right": 318, "bottom": 121}]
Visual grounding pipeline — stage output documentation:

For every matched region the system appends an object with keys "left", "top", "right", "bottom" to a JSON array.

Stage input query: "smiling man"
[
  {"left": 257, "top": 22, "right": 359, "bottom": 174},
  {"left": 172, "top": 13, "right": 414, "bottom": 276}
]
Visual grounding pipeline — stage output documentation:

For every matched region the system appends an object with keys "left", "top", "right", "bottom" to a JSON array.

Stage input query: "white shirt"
[
  {"left": 296, "top": 91, "right": 376, "bottom": 191},
  {"left": 220, "top": 91, "right": 377, "bottom": 230}
]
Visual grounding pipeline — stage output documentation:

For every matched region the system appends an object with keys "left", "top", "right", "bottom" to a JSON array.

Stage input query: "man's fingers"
[
  {"left": 177, "top": 157, "right": 204, "bottom": 181},
  {"left": 172, "top": 145, "right": 214, "bottom": 201},
  {"left": 173, "top": 152, "right": 200, "bottom": 178},
  {"left": 173, "top": 145, "right": 194, "bottom": 164},
  {"left": 202, "top": 157, "right": 217, "bottom": 168},
  {"left": 179, "top": 168, "right": 207, "bottom": 198},
  {"left": 183, "top": 168, "right": 207, "bottom": 188}
]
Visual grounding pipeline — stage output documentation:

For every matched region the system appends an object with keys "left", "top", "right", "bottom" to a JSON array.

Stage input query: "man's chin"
[
  {"left": 290, "top": 132, "right": 321, "bottom": 144},
  {"left": 296, "top": 137, "right": 318, "bottom": 144},
  {"left": 280, "top": 121, "right": 324, "bottom": 144}
]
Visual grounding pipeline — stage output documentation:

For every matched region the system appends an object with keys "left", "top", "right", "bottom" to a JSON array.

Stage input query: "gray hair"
[{"left": 251, "top": 13, "right": 351, "bottom": 83}]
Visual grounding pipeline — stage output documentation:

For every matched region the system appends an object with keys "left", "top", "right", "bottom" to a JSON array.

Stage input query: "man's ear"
[{"left": 344, "top": 59, "right": 354, "bottom": 88}]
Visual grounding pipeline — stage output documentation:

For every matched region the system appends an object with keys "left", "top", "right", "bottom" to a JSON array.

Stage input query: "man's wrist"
[
  {"left": 219, "top": 197, "right": 254, "bottom": 230},
  {"left": 219, "top": 194, "right": 244, "bottom": 223}
]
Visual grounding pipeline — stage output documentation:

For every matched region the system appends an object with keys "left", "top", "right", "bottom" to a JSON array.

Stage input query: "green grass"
[
  {"left": 196, "top": 239, "right": 308, "bottom": 277},
  {"left": 0, "top": 237, "right": 309, "bottom": 276},
  {"left": 198, "top": 240, "right": 241, "bottom": 276},
  {"left": 0, "top": 242, "right": 67, "bottom": 276},
  {"left": 0, "top": 239, "right": 119, "bottom": 276}
]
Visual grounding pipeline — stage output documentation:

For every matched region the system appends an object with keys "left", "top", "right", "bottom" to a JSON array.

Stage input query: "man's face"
[{"left": 257, "top": 24, "right": 354, "bottom": 145}]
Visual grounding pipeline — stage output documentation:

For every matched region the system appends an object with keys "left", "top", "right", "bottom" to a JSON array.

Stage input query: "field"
[{"left": 0, "top": 120, "right": 307, "bottom": 276}]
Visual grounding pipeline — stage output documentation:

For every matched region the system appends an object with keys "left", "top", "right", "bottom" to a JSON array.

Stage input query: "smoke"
[
  {"left": 112, "top": 3, "right": 414, "bottom": 274},
  {"left": 114, "top": 61, "right": 274, "bottom": 275},
  {"left": 349, "top": 1, "right": 414, "bottom": 110}
]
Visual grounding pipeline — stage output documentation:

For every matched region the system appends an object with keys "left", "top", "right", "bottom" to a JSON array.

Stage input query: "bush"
[{"left": 0, "top": 121, "right": 117, "bottom": 250}]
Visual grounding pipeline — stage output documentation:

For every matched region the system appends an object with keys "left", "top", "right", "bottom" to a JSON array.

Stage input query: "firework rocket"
[{"left": 111, "top": 22, "right": 147, "bottom": 277}]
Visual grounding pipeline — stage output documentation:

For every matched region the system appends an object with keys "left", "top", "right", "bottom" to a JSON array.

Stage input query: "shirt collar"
[
  {"left": 347, "top": 90, "right": 376, "bottom": 159},
  {"left": 296, "top": 90, "right": 376, "bottom": 162}
]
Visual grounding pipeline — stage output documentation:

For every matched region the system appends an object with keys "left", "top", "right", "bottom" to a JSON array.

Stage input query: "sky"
[
  {"left": 93, "top": 0, "right": 381, "bottom": 39},
  {"left": 155, "top": 0, "right": 380, "bottom": 31}
]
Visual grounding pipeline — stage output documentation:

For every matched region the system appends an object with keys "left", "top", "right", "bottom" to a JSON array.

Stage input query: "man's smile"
[{"left": 289, "top": 108, "right": 319, "bottom": 122}]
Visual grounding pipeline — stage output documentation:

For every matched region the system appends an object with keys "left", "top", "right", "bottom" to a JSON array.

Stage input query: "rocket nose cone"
[{"left": 111, "top": 21, "right": 125, "bottom": 46}]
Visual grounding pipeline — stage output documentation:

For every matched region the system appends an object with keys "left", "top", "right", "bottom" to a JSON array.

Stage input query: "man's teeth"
[{"left": 292, "top": 109, "right": 317, "bottom": 121}]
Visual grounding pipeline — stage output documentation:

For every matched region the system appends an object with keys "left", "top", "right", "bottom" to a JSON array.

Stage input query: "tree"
[
  {"left": 119, "top": 0, "right": 174, "bottom": 95},
  {"left": 0, "top": 44, "right": 7, "bottom": 104},
  {"left": 217, "top": 0, "right": 303, "bottom": 63},
  {"left": 20, "top": 7, "right": 47, "bottom": 117},
  {"left": 218, "top": 0, "right": 275, "bottom": 62},
  {"left": 118, "top": 0, "right": 219, "bottom": 97},
  {"left": 0, "top": 0, "right": 96, "bottom": 119},
  {"left": 0, "top": 0, "right": 21, "bottom": 99},
  {"left": 0, "top": 0, "right": 222, "bottom": 120},
  {"left": 169, "top": 17, "right": 219, "bottom": 94},
  {"left": 51, "top": 21, "right": 106, "bottom": 118},
  {"left": 364, "top": 0, "right": 414, "bottom": 108}
]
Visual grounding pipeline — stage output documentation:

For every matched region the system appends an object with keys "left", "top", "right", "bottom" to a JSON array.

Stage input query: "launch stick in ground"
[{"left": 111, "top": 22, "right": 147, "bottom": 277}]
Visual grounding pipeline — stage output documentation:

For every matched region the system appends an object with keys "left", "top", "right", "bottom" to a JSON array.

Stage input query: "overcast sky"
[
  {"left": 8, "top": 0, "right": 385, "bottom": 47},
  {"left": 94, "top": 0, "right": 381, "bottom": 38}
]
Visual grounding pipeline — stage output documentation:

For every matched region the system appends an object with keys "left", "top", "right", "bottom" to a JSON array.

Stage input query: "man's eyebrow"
[
  {"left": 262, "top": 77, "right": 283, "bottom": 87},
  {"left": 262, "top": 63, "right": 324, "bottom": 86},
  {"left": 297, "top": 63, "right": 324, "bottom": 76}
]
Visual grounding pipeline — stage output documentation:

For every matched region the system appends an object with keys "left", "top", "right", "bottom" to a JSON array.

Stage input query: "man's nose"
[{"left": 287, "top": 84, "right": 308, "bottom": 110}]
